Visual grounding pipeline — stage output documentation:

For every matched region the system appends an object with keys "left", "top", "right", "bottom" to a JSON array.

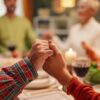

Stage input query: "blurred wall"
[{"left": 23, "top": 0, "right": 34, "bottom": 22}]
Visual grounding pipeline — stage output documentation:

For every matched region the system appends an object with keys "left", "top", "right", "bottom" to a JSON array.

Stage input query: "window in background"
[
  {"left": 0, "top": 0, "right": 23, "bottom": 16},
  {"left": 61, "top": 0, "right": 76, "bottom": 8},
  {"left": 0, "top": 0, "right": 6, "bottom": 16}
]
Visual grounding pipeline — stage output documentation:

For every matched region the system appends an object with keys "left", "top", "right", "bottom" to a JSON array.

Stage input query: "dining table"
[
  {"left": 18, "top": 87, "right": 74, "bottom": 100},
  {"left": 0, "top": 56, "right": 100, "bottom": 100}
]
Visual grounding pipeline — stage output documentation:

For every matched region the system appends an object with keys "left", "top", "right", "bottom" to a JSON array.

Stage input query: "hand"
[
  {"left": 82, "top": 41, "right": 93, "bottom": 52},
  {"left": 43, "top": 41, "right": 72, "bottom": 86},
  {"left": 28, "top": 40, "right": 53, "bottom": 70},
  {"left": 12, "top": 50, "right": 19, "bottom": 58},
  {"left": 82, "top": 41, "right": 99, "bottom": 61}
]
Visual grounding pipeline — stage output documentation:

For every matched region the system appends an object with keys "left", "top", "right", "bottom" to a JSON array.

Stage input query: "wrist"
[
  {"left": 27, "top": 55, "right": 38, "bottom": 70},
  {"left": 24, "top": 57, "right": 38, "bottom": 78},
  {"left": 59, "top": 68, "right": 73, "bottom": 87}
]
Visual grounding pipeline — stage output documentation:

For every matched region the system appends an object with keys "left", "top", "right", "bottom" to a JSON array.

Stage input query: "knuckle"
[
  {"left": 40, "top": 50, "right": 46, "bottom": 55},
  {"left": 35, "top": 43, "right": 40, "bottom": 47},
  {"left": 52, "top": 44, "right": 55, "bottom": 47},
  {"left": 32, "top": 41, "right": 43, "bottom": 49},
  {"left": 37, "top": 45, "right": 41, "bottom": 49},
  {"left": 50, "top": 43, "right": 55, "bottom": 47},
  {"left": 57, "top": 51, "right": 62, "bottom": 56},
  {"left": 41, "top": 51, "right": 46, "bottom": 55}
]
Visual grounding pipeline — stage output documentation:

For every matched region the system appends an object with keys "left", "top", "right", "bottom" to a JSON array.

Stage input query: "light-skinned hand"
[
  {"left": 28, "top": 40, "right": 53, "bottom": 70},
  {"left": 43, "top": 41, "right": 72, "bottom": 86},
  {"left": 82, "top": 41, "right": 100, "bottom": 62}
]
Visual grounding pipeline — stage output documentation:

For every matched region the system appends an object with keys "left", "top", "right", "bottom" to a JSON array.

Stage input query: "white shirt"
[
  {"left": 66, "top": 17, "right": 100, "bottom": 56},
  {"left": 52, "top": 36, "right": 66, "bottom": 51}
]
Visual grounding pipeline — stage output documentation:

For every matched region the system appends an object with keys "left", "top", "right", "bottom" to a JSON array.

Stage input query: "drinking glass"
[
  {"left": 72, "top": 58, "right": 90, "bottom": 82},
  {"left": 7, "top": 43, "right": 16, "bottom": 53}
]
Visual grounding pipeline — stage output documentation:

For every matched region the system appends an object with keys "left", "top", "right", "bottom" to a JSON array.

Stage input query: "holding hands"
[
  {"left": 28, "top": 40, "right": 53, "bottom": 70},
  {"left": 43, "top": 41, "right": 72, "bottom": 86},
  {"left": 28, "top": 39, "right": 72, "bottom": 86}
]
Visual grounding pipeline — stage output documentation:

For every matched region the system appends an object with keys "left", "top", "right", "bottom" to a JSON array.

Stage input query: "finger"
[
  {"left": 40, "top": 43, "right": 49, "bottom": 47},
  {"left": 43, "top": 50, "right": 54, "bottom": 58},
  {"left": 34, "top": 39, "right": 48, "bottom": 43},
  {"left": 36, "top": 43, "right": 50, "bottom": 49},
  {"left": 37, "top": 45, "right": 50, "bottom": 51},
  {"left": 33, "top": 42, "right": 49, "bottom": 48},
  {"left": 37, "top": 40, "right": 49, "bottom": 44},
  {"left": 49, "top": 41, "right": 61, "bottom": 54},
  {"left": 32, "top": 40, "right": 49, "bottom": 47}
]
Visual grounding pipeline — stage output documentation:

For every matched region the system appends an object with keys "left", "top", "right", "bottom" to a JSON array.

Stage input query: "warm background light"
[{"left": 61, "top": 0, "right": 76, "bottom": 8}]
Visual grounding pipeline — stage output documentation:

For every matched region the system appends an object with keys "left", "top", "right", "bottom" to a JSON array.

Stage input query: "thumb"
[
  {"left": 44, "top": 50, "right": 53, "bottom": 59},
  {"left": 49, "top": 41, "right": 61, "bottom": 55}
]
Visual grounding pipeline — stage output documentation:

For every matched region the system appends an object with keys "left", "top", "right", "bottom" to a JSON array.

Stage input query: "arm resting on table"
[
  {"left": 0, "top": 57, "right": 38, "bottom": 99},
  {"left": 67, "top": 78, "right": 100, "bottom": 100}
]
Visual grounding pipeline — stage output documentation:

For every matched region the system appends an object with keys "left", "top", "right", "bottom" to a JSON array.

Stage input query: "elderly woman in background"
[{"left": 66, "top": 0, "right": 100, "bottom": 57}]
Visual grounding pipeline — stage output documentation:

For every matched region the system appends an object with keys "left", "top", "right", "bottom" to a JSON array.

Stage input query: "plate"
[
  {"left": 25, "top": 77, "right": 57, "bottom": 89},
  {"left": 93, "top": 85, "right": 100, "bottom": 93},
  {"left": 37, "top": 70, "right": 49, "bottom": 79}
]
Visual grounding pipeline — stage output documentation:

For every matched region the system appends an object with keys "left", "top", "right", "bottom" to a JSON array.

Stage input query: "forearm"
[
  {"left": 0, "top": 57, "right": 38, "bottom": 99},
  {"left": 58, "top": 69, "right": 100, "bottom": 100},
  {"left": 67, "top": 78, "right": 100, "bottom": 100}
]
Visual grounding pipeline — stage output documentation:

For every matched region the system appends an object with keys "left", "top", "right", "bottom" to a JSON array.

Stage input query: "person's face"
[
  {"left": 4, "top": 0, "right": 17, "bottom": 13},
  {"left": 77, "top": 2, "right": 92, "bottom": 23}
]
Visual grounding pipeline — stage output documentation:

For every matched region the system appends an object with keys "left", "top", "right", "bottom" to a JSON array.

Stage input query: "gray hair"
[{"left": 78, "top": 0, "right": 100, "bottom": 13}]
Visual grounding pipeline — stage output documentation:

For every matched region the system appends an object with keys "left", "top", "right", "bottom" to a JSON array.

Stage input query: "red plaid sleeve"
[{"left": 0, "top": 57, "right": 38, "bottom": 100}]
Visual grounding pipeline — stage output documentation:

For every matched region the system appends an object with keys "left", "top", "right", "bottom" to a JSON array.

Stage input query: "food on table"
[
  {"left": 85, "top": 62, "right": 100, "bottom": 85},
  {"left": 25, "top": 71, "right": 58, "bottom": 89}
]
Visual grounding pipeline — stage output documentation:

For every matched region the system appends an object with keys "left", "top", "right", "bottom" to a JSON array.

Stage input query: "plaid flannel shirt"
[{"left": 0, "top": 57, "right": 38, "bottom": 100}]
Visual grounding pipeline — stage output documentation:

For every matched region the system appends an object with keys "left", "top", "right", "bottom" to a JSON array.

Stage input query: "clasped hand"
[{"left": 28, "top": 40, "right": 72, "bottom": 86}]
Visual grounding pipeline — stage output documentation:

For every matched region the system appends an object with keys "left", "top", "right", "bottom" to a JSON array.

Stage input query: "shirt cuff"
[
  {"left": 3, "top": 57, "right": 38, "bottom": 84},
  {"left": 67, "top": 77, "right": 83, "bottom": 97},
  {"left": 24, "top": 57, "right": 38, "bottom": 78},
  {"left": 21, "top": 57, "right": 38, "bottom": 82}
]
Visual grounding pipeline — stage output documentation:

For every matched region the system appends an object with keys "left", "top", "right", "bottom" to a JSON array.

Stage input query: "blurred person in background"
[
  {"left": 66, "top": 0, "right": 100, "bottom": 57},
  {"left": 0, "top": 0, "right": 36, "bottom": 57}
]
